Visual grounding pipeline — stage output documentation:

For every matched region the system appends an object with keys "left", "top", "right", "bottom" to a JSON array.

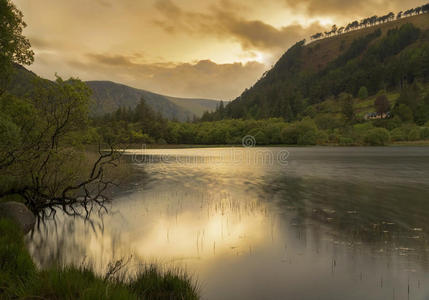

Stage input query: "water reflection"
[{"left": 28, "top": 147, "right": 429, "bottom": 299}]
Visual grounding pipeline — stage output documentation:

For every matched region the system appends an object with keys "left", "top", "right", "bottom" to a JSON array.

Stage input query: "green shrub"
[
  {"left": 279, "top": 118, "right": 319, "bottom": 145},
  {"left": 353, "top": 123, "right": 374, "bottom": 133},
  {"left": 157, "top": 138, "right": 167, "bottom": 145},
  {"left": 352, "top": 123, "right": 373, "bottom": 143},
  {"left": 303, "top": 106, "right": 316, "bottom": 118},
  {"left": 364, "top": 128, "right": 390, "bottom": 146},
  {"left": 316, "top": 131, "right": 329, "bottom": 144},
  {"left": 408, "top": 128, "right": 421, "bottom": 141},
  {"left": 263, "top": 123, "right": 284, "bottom": 144},
  {"left": 390, "top": 128, "right": 407, "bottom": 141},
  {"left": 315, "top": 113, "right": 345, "bottom": 130},
  {"left": 339, "top": 137, "right": 354, "bottom": 146},
  {"left": 281, "top": 125, "right": 298, "bottom": 144},
  {"left": 394, "top": 104, "right": 414, "bottom": 122},
  {"left": 297, "top": 130, "right": 317, "bottom": 145},
  {"left": 328, "top": 133, "right": 339, "bottom": 143},
  {"left": 384, "top": 116, "right": 402, "bottom": 130},
  {"left": 253, "top": 130, "right": 269, "bottom": 145},
  {"left": 421, "top": 128, "right": 429, "bottom": 140},
  {"left": 131, "top": 131, "right": 155, "bottom": 144},
  {"left": 296, "top": 118, "right": 318, "bottom": 145},
  {"left": 372, "top": 117, "right": 401, "bottom": 130}
]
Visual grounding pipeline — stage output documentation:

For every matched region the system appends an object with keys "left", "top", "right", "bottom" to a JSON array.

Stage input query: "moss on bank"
[{"left": 0, "top": 218, "right": 199, "bottom": 299}]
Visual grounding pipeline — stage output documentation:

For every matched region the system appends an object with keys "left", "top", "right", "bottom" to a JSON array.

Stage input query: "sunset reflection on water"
[{"left": 28, "top": 147, "right": 429, "bottom": 300}]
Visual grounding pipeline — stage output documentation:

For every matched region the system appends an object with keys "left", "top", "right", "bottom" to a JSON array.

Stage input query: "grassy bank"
[{"left": 0, "top": 218, "right": 199, "bottom": 299}]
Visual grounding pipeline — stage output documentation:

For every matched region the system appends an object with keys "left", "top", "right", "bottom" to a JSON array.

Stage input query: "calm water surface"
[{"left": 28, "top": 147, "right": 429, "bottom": 299}]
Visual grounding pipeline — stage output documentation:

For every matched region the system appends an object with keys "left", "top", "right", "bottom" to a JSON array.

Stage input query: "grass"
[
  {"left": 390, "top": 140, "right": 429, "bottom": 146},
  {"left": 0, "top": 218, "right": 200, "bottom": 299},
  {"left": 354, "top": 92, "right": 399, "bottom": 117},
  {"left": 0, "top": 218, "right": 37, "bottom": 298}
]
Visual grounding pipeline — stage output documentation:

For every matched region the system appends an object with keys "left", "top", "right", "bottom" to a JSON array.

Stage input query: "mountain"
[
  {"left": 7, "top": 66, "right": 220, "bottom": 121},
  {"left": 86, "top": 81, "right": 220, "bottom": 121},
  {"left": 211, "top": 12, "right": 429, "bottom": 121}
]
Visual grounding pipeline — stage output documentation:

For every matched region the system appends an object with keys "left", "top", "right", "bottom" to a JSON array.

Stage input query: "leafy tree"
[
  {"left": 0, "top": 78, "right": 122, "bottom": 218},
  {"left": 358, "top": 86, "right": 368, "bottom": 99},
  {"left": 396, "top": 83, "right": 420, "bottom": 111},
  {"left": 374, "top": 94, "right": 391, "bottom": 115},
  {"left": 0, "top": 2, "right": 122, "bottom": 218},
  {"left": 340, "top": 93, "right": 355, "bottom": 123},
  {"left": 414, "top": 103, "right": 429, "bottom": 125},
  {"left": 394, "top": 104, "right": 413, "bottom": 122},
  {"left": 0, "top": 0, "right": 34, "bottom": 93}
]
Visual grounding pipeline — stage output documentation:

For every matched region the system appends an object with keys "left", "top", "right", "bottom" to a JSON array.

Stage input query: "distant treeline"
[
  {"left": 310, "top": 3, "right": 429, "bottom": 40},
  {"left": 91, "top": 81, "right": 429, "bottom": 146}
]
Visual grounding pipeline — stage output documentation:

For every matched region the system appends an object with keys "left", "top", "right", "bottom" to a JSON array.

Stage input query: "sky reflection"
[{"left": 28, "top": 147, "right": 429, "bottom": 299}]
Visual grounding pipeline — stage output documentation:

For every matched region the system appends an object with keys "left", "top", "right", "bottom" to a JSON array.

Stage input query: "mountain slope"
[
  {"left": 86, "top": 81, "right": 220, "bottom": 121},
  {"left": 216, "top": 13, "right": 429, "bottom": 121},
  {"left": 7, "top": 66, "right": 220, "bottom": 121},
  {"left": 167, "top": 97, "right": 219, "bottom": 118}
]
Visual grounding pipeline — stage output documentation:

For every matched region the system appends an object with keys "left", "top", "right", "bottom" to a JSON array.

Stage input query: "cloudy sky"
[{"left": 14, "top": 0, "right": 424, "bottom": 100}]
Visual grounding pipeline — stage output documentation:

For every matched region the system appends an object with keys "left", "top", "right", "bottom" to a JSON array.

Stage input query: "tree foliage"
[
  {"left": 358, "top": 87, "right": 369, "bottom": 99},
  {"left": 374, "top": 94, "right": 391, "bottom": 114},
  {"left": 0, "top": 78, "right": 122, "bottom": 218},
  {"left": 0, "top": 0, "right": 34, "bottom": 92},
  {"left": 0, "top": 2, "right": 122, "bottom": 219}
]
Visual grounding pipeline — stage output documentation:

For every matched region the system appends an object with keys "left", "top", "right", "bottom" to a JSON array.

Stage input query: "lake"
[{"left": 27, "top": 147, "right": 429, "bottom": 299}]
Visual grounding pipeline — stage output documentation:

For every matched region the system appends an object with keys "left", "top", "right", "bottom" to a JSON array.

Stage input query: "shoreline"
[{"left": 120, "top": 141, "right": 429, "bottom": 149}]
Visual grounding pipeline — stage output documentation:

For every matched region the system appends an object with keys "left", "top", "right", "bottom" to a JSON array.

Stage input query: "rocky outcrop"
[{"left": 0, "top": 201, "right": 36, "bottom": 234}]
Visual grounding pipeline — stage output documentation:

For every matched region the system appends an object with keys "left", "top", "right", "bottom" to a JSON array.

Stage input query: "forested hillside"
[
  {"left": 89, "top": 12, "right": 429, "bottom": 147},
  {"left": 87, "top": 81, "right": 219, "bottom": 120},
  {"left": 7, "top": 66, "right": 219, "bottom": 121},
  {"left": 204, "top": 13, "right": 429, "bottom": 121}
]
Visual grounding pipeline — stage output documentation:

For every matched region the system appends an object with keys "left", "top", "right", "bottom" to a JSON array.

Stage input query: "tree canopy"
[
  {"left": 0, "top": 0, "right": 34, "bottom": 92},
  {"left": 0, "top": 2, "right": 121, "bottom": 219}
]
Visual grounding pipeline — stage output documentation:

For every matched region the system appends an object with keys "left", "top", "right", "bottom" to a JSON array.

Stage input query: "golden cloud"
[
  {"left": 68, "top": 53, "right": 267, "bottom": 100},
  {"left": 154, "top": 0, "right": 325, "bottom": 51}
]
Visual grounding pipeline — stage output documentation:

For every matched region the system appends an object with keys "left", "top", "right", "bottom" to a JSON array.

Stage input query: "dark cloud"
[
  {"left": 78, "top": 53, "right": 266, "bottom": 100},
  {"left": 23, "top": 0, "right": 421, "bottom": 100},
  {"left": 154, "top": 0, "right": 324, "bottom": 52},
  {"left": 154, "top": 0, "right": 181, "bottom": 18},
  {"left": 213, "top": 11, "right": 324, "bottom": 50},
  {"left": 28, "top": 37, "right": 53, "bottom": 49},
  {"left": 87, "top": 54, "right": 134, "bottom": 66},
  {"left": 96, "top": 0, "right": 111, "bottom": 7},
  {"left": 282, "top": 0, "right": 423, "bottom": 17}
]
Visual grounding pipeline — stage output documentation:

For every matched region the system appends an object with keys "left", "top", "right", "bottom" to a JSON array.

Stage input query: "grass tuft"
[
  {"left": 0, "top": 218, "right": 200, "bottom": 299},
  {"left": 130, "top": 265, "right": 199, "bottom": 300}
]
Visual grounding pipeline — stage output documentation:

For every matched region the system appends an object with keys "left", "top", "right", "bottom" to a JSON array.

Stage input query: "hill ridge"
[
  {"left": 8, "top": 66, "right": 219, "bottom": 121},
  {"left": 205, "top": 13, "right": 429, "bottom": 121}
]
